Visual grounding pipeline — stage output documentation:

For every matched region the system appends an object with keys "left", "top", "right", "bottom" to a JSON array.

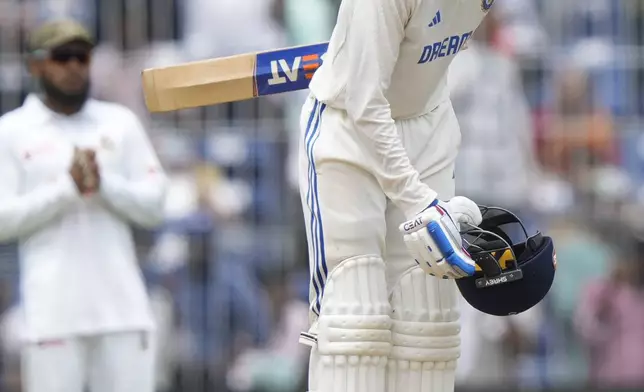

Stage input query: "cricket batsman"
[
  {"left": 0, "top": 20, "right": 167, "bottom": 392},
  {"left": 298, "top": 0, "right": 496, "bottom": 391}
]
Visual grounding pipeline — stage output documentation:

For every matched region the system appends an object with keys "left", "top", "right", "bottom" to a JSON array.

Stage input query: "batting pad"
[
  {"left": 388, "top": 267, "right": 460, "bottom": 392},
  {"left": 306, "top": 256, "right": 392, "bottom": 392}
]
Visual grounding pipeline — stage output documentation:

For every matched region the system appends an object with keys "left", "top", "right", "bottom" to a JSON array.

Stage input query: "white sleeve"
[
  {"left": 344, "top": 0, "right": 437, "bottom": 218},
  {"left": 0, "top": 128, "right": 80, "bottom": 243},
  {"left": 99, "top": 112, "right": 168, "bottom": 229}
]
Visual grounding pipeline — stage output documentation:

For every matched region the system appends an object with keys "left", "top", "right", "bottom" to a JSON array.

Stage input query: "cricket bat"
[{"left": 141, "top": 42, "right": 329, "bottom": 113}]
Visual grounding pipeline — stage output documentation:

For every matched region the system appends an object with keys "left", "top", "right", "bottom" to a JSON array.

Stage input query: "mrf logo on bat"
[{"left": 254, "top": 43, "right": 328, "bottom": 97}]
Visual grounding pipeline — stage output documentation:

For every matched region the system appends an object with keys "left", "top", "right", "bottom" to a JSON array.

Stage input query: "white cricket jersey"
[
  {"left": 308, "top": 0, "right": 493, "bottom": 217},
  {"left": 0, "top": 95, "right": 168, "bottom": 342}
]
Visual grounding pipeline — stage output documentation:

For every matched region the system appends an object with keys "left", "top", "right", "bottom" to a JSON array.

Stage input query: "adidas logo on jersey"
[{"left": 428, "top": 10, "right": 441, "bottom": 27}]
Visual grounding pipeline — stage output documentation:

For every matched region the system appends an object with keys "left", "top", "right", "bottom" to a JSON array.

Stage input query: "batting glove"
[{"left": 399, "top": 196, "right": 483, "bottom": 279}]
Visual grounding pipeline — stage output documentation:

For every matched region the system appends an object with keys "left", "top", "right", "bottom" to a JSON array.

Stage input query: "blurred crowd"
[{"left": 0, "top": 0, "right": 643, "bottom": 391}]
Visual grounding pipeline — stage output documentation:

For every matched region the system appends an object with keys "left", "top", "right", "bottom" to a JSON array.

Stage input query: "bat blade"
[{"left": 142, "top": 42, "right": 329, "bottom": 113}]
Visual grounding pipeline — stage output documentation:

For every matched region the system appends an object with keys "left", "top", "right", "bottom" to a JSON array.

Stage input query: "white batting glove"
[{"left": 399, "top": 197, "right": 483, "bottom": 279}]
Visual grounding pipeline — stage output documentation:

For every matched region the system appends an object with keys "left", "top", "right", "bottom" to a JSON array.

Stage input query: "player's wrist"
[{"left": 404, "top": 190, "right": 439, "bottom": 220}]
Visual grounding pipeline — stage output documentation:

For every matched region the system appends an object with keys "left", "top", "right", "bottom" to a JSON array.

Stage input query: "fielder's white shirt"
[
  {"left": 308, "top": 0, "right": 493, "bottom": 218},
  {"left": 0, "top": 95, "right": 168, "bottom": 342}
]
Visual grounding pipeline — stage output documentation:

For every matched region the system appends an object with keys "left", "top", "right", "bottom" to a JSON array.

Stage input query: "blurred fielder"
[
  {"left": 0, "top": 20, "right": 167, "bottom": 392},
  {"left": 298, "top": 0, "right": 495, "bottom": 391}
]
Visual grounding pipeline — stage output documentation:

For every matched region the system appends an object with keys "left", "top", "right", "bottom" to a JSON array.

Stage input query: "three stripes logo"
[{"left": 428, "top": 10, "right": 441, "bottom": 27}]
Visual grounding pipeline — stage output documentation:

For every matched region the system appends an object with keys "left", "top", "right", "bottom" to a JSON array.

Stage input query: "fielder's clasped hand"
[
  {"left": 399, "top": 196, "right": 483, "bottom": 279},
  {"left": 70, "top": 147, "right": 100, "bottom": 195}
]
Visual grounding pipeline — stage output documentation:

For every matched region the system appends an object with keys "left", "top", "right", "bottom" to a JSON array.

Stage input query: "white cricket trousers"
[
  {"left": 299, "top": 93, "right": 463, "bottom": 392},
  {"left": 22, "top": 331, "right": 155, "bottom": 392},
  {"left": 299, "top": 94, "right": 462, "bottom": 314}
]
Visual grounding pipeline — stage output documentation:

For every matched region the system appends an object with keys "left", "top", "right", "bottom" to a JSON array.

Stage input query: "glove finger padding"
[
  {"left": 403, "top": 232, "right": 429, "bottom": 269},
  {"left": 400, "top": 205, "right": 476, "bottom": 278},
  {"left": 425, "top": 218, "right": 476, "bottom": 277},
  {"left": 416, "top": 226, "right": 456, "bottom": 278}
]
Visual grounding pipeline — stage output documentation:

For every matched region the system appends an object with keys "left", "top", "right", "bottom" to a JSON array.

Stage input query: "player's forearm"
[
  {"left": 348, "top": 83, "right": 437, "bottom": 217},
  {"left": 349, "top": 98, "right": 437, "bottom": 218},
  {"left": 0, "top": 175, "right": 79, "bottom": 242},
  {"left": 357, "top": 117, "right": 437, "bottom": 218},
  {"left": 99, "top": 173, "right": 167, "bottom": 228}
]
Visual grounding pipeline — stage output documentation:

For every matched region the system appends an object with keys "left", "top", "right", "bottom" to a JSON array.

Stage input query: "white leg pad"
[
  {"left": 308, "top": 256, "right": 392, "bottom": 392},
  {"left": 387, "top": 267, "right": 461, "bottom": 392}
]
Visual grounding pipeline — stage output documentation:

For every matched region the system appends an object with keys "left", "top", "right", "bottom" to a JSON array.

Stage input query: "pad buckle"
[{"left": 299, "top": 331, "right": 318, "bottom": 347}]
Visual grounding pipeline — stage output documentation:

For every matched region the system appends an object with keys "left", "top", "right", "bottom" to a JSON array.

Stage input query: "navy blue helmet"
[{"left": 456, "top": 206, "right": 556, "bottom": 316}]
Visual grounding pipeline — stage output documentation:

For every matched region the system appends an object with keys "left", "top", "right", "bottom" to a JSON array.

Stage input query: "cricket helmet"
[{"left": 456, "top": 206, "right": 556, "bottom": 316}]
